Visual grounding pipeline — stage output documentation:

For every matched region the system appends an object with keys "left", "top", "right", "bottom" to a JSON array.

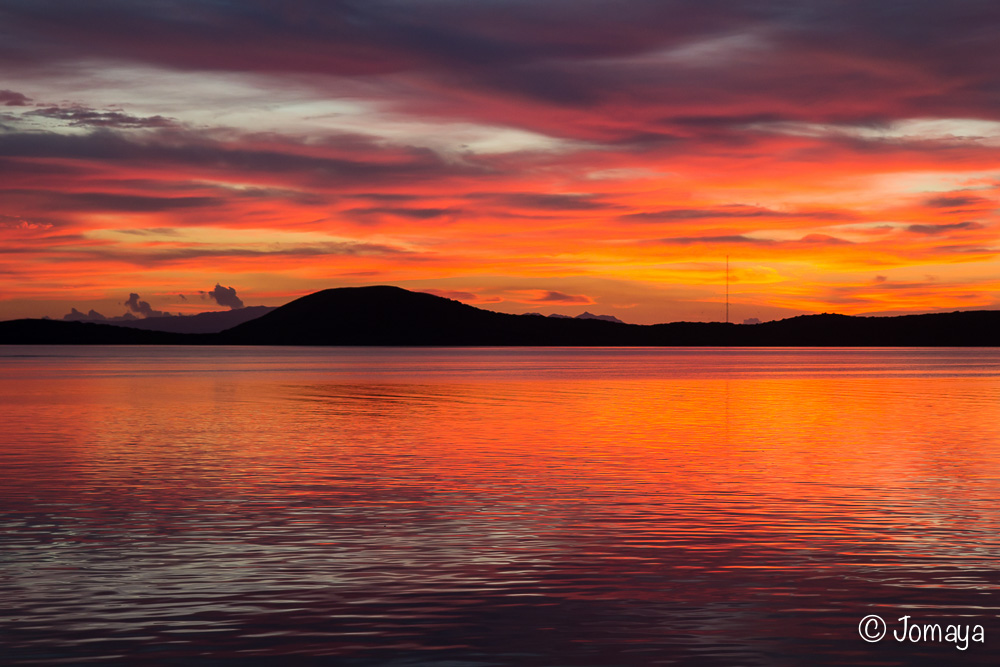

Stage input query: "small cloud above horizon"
[
  {"left": 206, "top": 284, "right": 244, "bottom": 310},
  {"left": 522, "top": 290, "right": 594, "bottom": 305},
  {"left": 125, "top": 293, "right": 169, "bottom": 318}
]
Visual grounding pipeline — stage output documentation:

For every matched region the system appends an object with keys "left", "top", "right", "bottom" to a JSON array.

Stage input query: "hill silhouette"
[
  {"left": 219, "top": 286, "right": 634, "bottom": 345},
  {"left": 0, "top": 319, "right": 198, "bottom": 344},
  {"left": 1, "top": 285, "right": 999, "bottom": 345}
]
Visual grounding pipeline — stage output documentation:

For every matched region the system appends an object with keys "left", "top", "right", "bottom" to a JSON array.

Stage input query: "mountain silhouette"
[{"left": 1, "top": 285, "right": 999, "bottom": 345}]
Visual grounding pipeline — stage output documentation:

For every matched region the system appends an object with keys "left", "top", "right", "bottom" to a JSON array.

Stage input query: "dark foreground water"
[{"left": 1, "top": 346, "right": 999, "bottom": 666}]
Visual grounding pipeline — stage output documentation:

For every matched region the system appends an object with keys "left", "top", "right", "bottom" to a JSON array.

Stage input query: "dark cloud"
[
  {"left": 0, "top": 1, "right": 730, "bottom": 76},
  {"left": 663, "top": 113, "right": 791, "bottom": 130},
  {"left": 352, "top": 193, "right": 421, "bottom": 203},
  {"left": 28, "top": 105, "right": 177, "bottom": 129},
  {"left": 625, "top": 207, "right": 779, "bottom": 222},
  {"left": 659, "top": 235, "right": 774, "bottom": 245},
  {"left": 0, "top": 90, "right": 31, "bottom": 106},
  {"left": 114, "top": 227, "right": 183, "bottom": 236},
  {"left": 125, "top": 293, "right": 168, "bottom": 318},
  {"left": 13, "top": 190, "right": 225, "bottom": 213},
  {"left": 932, "top": 244, "right": 997, "bottom": 254},
  {"left": 469, "top": 192, "right": 617, "bottom": 211},
  {"left": 624, "top": 205, "right": 858, "bottom": 223},
  {"left": 3, "top": 2, "right": 1000, "bottom": 163},
  {"left": 419, "top": 289, "right": 478, "bottom": 302},
  {"left": 61, "top": 307, "right": 137, "bottom": 322},
  {"left": 346, "top": 207, "right": 458, "bottom": 220},
  {"left": 230, "top": 187, "right": 329, "bottom": 207},
  {"left": 62, "top": 307, "right": 104, "bottom": 321},
  {"left": 799, "top": 233, "right": 853, "bottom": 245},
  {"left": 530, "top": 290, "right": 592, "bottom": 304},
  {"left": 0, "top": 156, "right": 91, "bottom": 179},
  {"left": 0, "top": 129, "right": 480, "bottom": 188},
  {"left": 923, "top": 194, "right": 989, "bottom": 208},
  {"left": 907, "top": 221, "right": 983, "bottom": 235},
  {"left": 3, "top": 1, "right": 1000, "bottom": 140},
  {"left": 207, "top": 283, "right": 244, "bottom": 310},
  {"left": 656, "top": 233, "right": 851, "bottom": 246},
  {"left": 43, "top": 240, "right": 417, "bottom": 267},
  {"left": 876, "top": 281, "right": 936, "bottom": 291}
]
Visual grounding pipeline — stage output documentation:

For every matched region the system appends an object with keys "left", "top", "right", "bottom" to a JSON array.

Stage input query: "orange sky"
[{"left": 1, "top": 2, "right": 998, "bottom": 324}]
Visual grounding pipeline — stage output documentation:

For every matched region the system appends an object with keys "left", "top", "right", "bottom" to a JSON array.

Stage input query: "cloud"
[
  {"left": 526, "top": 290, "right": 593, "bottom": 304},
  {"left": 62, "top": 241, "right": 416, "bottom": 267},
  {"left": 624, "top": 206, "right": 781, "bottom": 222},
  {"left": 923, "top": 195, "right": 989, "bottom": 208},
  {"left": 27, "top": 105, "right": 177, "bottom": 129},
  {"left": 425, "top": 288, "right": 504, "bottom": 304},
  {"left": 114, "top": 227, "right": 183, "bottom": 237},
  {"left": 655, "top": 233, "right": 853, "bottom": 247},
  {"left": 0, "top": 90, "right": 31, "bottom": 106},
  {"left": 346, "top": 207, "right": 459, "bottom": 221},
  {"left": 906, "top": 222, "right": 983, "bottom": 235},
  {"left": 13, "top": 190, "right": 224, "bottom": 213},
  {"left": 207, "top": 283, "right": 244, "bottom": 310},
  {"left": 125, "top": 293, "right": 168, "bottom": 318},
  {"left": 659, "top": 234, "right": 774, "bottom": 245},
  {"left": 60, "top": 307, "right": 135, "bottom": 322},
  {"left": 932, "top": 244, "right": 997, "bottom": 254},
  {"left": 5, "top": 2, "right": 1000, "bottom": 135},
  {"left": 0, "top": 214, "right": 54, "bottom": 232},
  {"left": 468, "top": 192, "right": 617, "bottom": 211},
  {"left": 419, "top": 289, "right": 477, "bottom": 302},
  {"left": 0, "top": 128, "right": 478, "bottom": 189},
  {"left": 799, "top": 233, "right": 853, "bottom": 245},
  {"left": 62, "top": 307, "right": 106, "bottom": 321},
  {"left": 622, "top": 205, "right": 855, "bottom": 223}
]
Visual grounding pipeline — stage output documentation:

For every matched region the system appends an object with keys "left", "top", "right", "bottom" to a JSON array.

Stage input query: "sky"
[{"left": 1, "top": 0, "right": 999, "bottom": 324}]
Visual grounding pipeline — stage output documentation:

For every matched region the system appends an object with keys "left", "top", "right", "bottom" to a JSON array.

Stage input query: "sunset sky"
[{"left": 2, "top": 0, "right": 999, "bottom": 324}]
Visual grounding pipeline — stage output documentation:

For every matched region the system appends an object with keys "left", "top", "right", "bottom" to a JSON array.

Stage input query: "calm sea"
[{"left": 2, "top": 346, "right": 999, "bottom": 666}]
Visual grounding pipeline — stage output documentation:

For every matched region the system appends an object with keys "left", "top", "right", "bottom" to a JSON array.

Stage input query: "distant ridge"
[
  {"left": 1, "top": 286, "right": 999, "bottom": 346},
  {"left": 575, "top": 311, "right": 625, "bottom": 323},
  {"left": 112, "top": 305, "right": 276, "bottom": 334},
  {"left": 546, "top": 311, "right": 625, "bottom": 323}
]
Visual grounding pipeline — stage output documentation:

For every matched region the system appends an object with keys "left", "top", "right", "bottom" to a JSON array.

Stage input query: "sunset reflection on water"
[{"left": 2, "top": 347, "right": 999, "bottom": 665}]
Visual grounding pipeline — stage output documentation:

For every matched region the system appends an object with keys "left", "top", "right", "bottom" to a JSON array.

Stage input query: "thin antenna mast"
[{"left": 725, "top": 255, "right": 729, "bottom": 324}]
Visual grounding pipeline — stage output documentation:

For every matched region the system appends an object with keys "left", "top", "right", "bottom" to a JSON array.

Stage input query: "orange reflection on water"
[{"left": 2, "top": 347, "right": 999, "bottom": 665}]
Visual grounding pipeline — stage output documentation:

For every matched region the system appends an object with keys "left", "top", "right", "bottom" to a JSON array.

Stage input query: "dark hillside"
[{"left": 0, "top": 319, "right": 195, "bottom": 344}]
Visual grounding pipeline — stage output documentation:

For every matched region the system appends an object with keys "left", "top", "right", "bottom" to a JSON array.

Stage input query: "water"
[{"left": 2, "top": 346, "right": 999, "bottom": 665}]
